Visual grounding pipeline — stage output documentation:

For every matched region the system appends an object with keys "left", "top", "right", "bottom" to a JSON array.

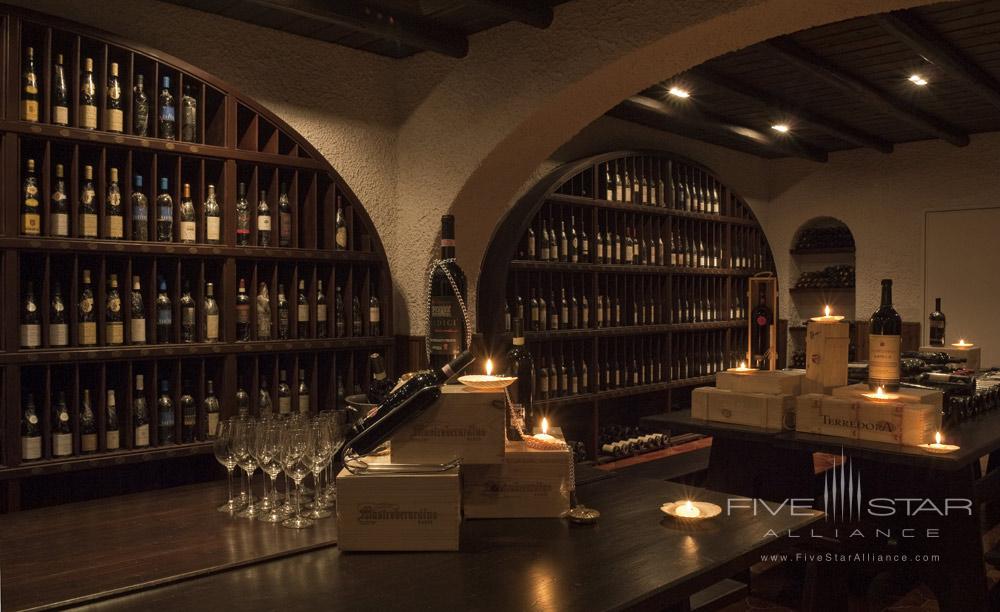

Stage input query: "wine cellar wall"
[
  {"left": 0, "top": 6, "right": 392, "bottom": 509},
  {"left": 478, "top": 151, "right": 776, "bottom": 456}
]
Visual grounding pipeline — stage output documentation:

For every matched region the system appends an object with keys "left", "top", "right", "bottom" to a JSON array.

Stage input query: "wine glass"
[
  {"left": 320, "top": 410, "right": 349, "bottom": 502},
  {"left": 233, "top": 420, "right": 260, "bottom": 519},
  {"left": 213, "top": 419, "right": 242, "bottom": 513},
  {"left": 281, "top": 425, "right": 313, "bottom": 528},
  {"left": 251, "top": 420, "right": 278, "bottom": 513},
  {"left": 303, "top": 421, "right": 334, "bottom": 519},
  {"left": 258, "top": 421, "right": 288, "bottom": 523}
]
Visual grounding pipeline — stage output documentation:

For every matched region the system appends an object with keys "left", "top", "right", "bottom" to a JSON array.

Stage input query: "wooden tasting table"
[
  {"left": 642, "top": 408, "right": 1000, "bottom": 611},
  {"left": 0, "top": 468, "right": 820, "bottom": 612}
]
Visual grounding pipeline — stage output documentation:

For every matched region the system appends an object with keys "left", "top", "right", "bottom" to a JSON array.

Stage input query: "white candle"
[
  {"left": 862, "top": 385, "right": 899, "bottom": 402},
  {"left": 919, "top": 431, "right": 960, "bottom": 454},
  {"left": 534, "top": 417, "right": 556, "bottom": 442},
  {"left": 952, "top": 338, "right": 974, "bottom": 349},
  {"left": 674, "top": 500, "right": 701, "bottom": 518},
  {"left": 728, "top": 360, "right": 755, "bottom": 374},
  {"left": 810, "top": 305, "right": 845, "bottom": 323}
]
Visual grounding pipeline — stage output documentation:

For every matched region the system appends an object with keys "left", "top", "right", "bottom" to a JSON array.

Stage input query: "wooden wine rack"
[
  {"left": 0, "top": 5, "right": 392, "bottom": 503},
  {"left": 478, "top": 151, "right": 776, "bottom": 456}
]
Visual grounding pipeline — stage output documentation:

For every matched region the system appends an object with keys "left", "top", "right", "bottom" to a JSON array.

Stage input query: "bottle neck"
[
  {"left": 934, "top": 298, "right": 941, "bottom": 311},
  {"left": 881, "top": 283, "right": 893, "bottom": 307},
  {"left": 440, "top": 239, "right": 455, "bottom": 260}
]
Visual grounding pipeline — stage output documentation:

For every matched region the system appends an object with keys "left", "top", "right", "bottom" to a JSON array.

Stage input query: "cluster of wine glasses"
[{"left": 213, "top": 413, "right": 347, "bottom": 529}]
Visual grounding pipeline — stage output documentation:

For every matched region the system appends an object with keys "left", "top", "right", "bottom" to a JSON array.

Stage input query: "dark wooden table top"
[
  {"left": 643, "top": 409, "right": 1000, "bottom": 471},
  {"left": 0, "top": 481, "right": 338, "bottom": 611},
  {"left": 73, "top": 474, "right": 821, "bottom": 612}
]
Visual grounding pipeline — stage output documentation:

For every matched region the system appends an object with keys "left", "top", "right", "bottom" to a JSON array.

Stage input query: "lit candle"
[
  {"left": 810, "top": 305, "right": 845, "bottom": 323},
  {"left": 861, "top": 385, "right": 900, "bottom": 402},
  {"left": 920, "top": 431, "right": 960, "bottom": 454},
  {"left": 457, "top": 357, "right": 516, "bottom": 389},
  {"left": 534, "top": 417, "right": 557, "bottom": 442},
  {"left": 728, "top": 360, "right": 755, "bottom": 374},
  {"left": 951, "top": 338, "right": 974, "bottom": 349},
  {"left": 674, "top": 500, "right": 701, "bottom": 518},
  {"left": 485, "top": 358, "right": 494, "bottom": 377}
]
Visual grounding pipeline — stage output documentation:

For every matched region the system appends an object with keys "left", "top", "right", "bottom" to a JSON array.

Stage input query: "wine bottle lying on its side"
[{"left": 345, "top": 350, "right": 475, "bottom": 457}]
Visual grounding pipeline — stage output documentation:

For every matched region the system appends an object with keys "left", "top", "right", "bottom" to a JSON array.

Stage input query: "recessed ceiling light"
[
  {"left": 908, "top": 74, "right": 928, "bottom": 86},
  {"left": 771, "top": 124, "right": 790, "bottom": 133},
  {"left": 668, "top": 86, "right": 690, "bottom": 98}
]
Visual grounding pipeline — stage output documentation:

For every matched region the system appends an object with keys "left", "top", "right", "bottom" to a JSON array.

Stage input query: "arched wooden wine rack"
[
  {"left": 478, "top": 150, "right": 776, "bottom": 456},
  {"left": 0, "top": 5, "right": 391, "bottom": 508}
]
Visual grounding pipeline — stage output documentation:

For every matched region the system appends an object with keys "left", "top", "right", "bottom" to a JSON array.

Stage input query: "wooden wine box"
[
  {"left": 715, "top": 370, "right": 804, "bottom": 395},
  {"left": 336, "top": 457, "right": 461, "bottom": 552},
  {"left": 918, "top": 345, "right": 981, "bottom": 373},
  {"left": 831, "top": 383, "right": 944, "bottom": 410},
  {"left": 691, "top": 386, "right": 795, "bottom": 431},
  {"left": 390, "top": 385, "right": 506, "bottom": 465},
  {"left": 462, "top": 438, "right": 572, "bottom": 519},
  {"left": 795, "top": 393, "right": 940, "bottom": 446},
  {"left": 804, "top": 321, "right": 850, "bottom": 393}
]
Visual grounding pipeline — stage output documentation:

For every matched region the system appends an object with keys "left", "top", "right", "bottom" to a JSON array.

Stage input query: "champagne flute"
[
  {"left": 259, "top": 421, "right": 287, "bottom": 523},
  {"left": 233, "top": 420, "right": 260, "bottom": 519},
  {"left": 251, "top": 420, "right": 276, "bottom": 512},
  {"left": 303, "top": 421, "right": 334, "bottom": 519},
  {"left": 213, "top": 419, "right": 242, "bottom": 513},
  {"left": 281, "top": 426, "right": 313, "bottom": 528}
]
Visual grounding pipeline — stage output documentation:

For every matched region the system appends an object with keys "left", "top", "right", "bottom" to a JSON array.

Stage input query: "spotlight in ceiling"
[
  {"left": 771, "top": 124, "right": 790, "bottom": 133},
  {"left": 908, "top": 74, "right": 928, "bottom": 86},
  {"left": 667, "top": 86, "right": 690, "bottom": 99}
]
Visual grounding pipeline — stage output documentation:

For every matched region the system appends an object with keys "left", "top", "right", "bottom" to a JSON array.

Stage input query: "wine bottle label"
[
  {"left": 80, "top": 104, "right": 97, "bottom": 129},
  {"left": 107, "top": 108, "right": 123, "bottom": 133},
  {"left": 53, "top": 432, "right": 73, "bottom": 456},
  {"left": 236, "top": 304, "right": 249, "bottom": 323},
  {"left": 51, "top": 212, "right": 69, "bottom": 236},
  {"left": 539, "top": 376, "right": 548, "bottom": 394},
  {"left": 336, "top": 226, "right": 348, "bottom": 249},
  {"left": 107, "top": 215, "right": 124, "bottom": 238},
  {"left": 182, "top": 307, "right": 195, "bottom": 328},
  {"left": 206, "top": 314, "right": 219, "bottom": 341},
  {"left": 929, "top": 321, "right": 945, "bottom": 346},
  {"left": 81, "top": 433, "right": 97, "bottom": 453},
  {"left": 81, "top": 213, "right": 97, "bottom": 237},
  {"left": 280, "top": 213, "right": 292, "bottom": 241},
  {"left": 80, "top": 321, "right": 97, "bottom": 345},
  {"left": 161, "top": 106, "right": 175, "bottom": 122},
  {"left": 299, "top": 396, "right": 310, "bottom": 414},
  {"left": 279, "top": 397, "right": 291, "bottom": 414},
  {"left": 157, "top": 308, "right": 172, "bottom": 326},
  {"left": 206, "top": 217, "right": 220, "bottom": 242},
  {"left": 369, "top": 306, "right": 380, "bottom": 323},
  {"left": 22, "top": 435, "right": 41, "bottom": 460},
  {"left": 22, "top": 99, "right": 39, "bottom": 122},
  {"left": 207, "top": 412, "right": 219, "bottom": 438},
  {"left": 257, "top": 317, "right": 270, "bottom": 338},
  {"left": 180, "top": 221, "right": 196, "bottom": 242},
  {"left": 106, "top": 431, "right": 120, "bottom": 450},
  {"left": 130, "top": 319, "right": 146, "bottom": 343},
  {"left": 429, "top": 295, "right": 464, "bottom": 356},
  {"left": 868, "top": 334, "right": 901, "bottom": 385},
  {"left": 107, "top": 321, "right": 124, "bottom": 345},
  {"left": 54, "top": 106, "right": 68, "bottom": 125},
  {"left": 50, "top": 323, "right": 68, "bottom": 346},
  {"left": 295, "top": 304, "right": 308, "bottom": 323},
  {"left": 183, "top": 413, "right": 196, "bottom": 428},
  {"left": 22, "top": 206, "right": 40, "bottom": 235},
  {"left": 20, "top": 323, "right": 40, "bottom": 348},
  {"left": 317, "top": 304, "right": 327, "bottom": 322},
  {"left": 527, "top": 236, "right": 535, "bottom": 257},
  {"left": 257, "top": 215, "right": 271, "bottom": 231},
  {"left": 135, "top": 424, "right": 149, "bottom": 447}
]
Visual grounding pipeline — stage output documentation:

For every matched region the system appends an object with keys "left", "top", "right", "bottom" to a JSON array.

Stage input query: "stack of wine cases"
[
  {"left": 0, "top": 5, "right": 391, "bottom": 508},
  {"left": 478, "top": 151, "right": 777, "bottom": 457}
]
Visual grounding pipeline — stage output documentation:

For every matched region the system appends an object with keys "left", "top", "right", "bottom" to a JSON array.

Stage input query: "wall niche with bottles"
[
  {"left": 1, "top": 5, "right": 391, "bottom": 507},
  {"left": 478, "top": 150, "right": 776, "bottom": 458}
]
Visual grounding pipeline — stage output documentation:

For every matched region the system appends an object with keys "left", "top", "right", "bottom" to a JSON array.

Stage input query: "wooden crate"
[
  {"left": 919, "top": 345, "right": 981, "bottom": 373},
  {"left": 691, "top": 387, "right": 795, "bottom": 431},
  {"left": 805, "top": 321, "right": 849, "bottom": 391},
  {"left": 390, "top": 385, "right": 506, "bottom": 465},
  {"left": 463, "top": 439, "right": 571, "bottom": 519},
  {"left": 832, "top": 382, "right": 943, "bottom": 410},
  {"left": 336, "top": 457, "right": 461, "bottom": 552},
  {"left": 715, "top": 370, "right": 803, "bottom": 395},
  {"left": 796, "top": 393, "right": 939, "bottom": 446}
]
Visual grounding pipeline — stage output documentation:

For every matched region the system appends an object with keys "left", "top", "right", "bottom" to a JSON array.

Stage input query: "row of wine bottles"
[
  {"left": 598, "top": 426, "right": 670, "bottom": 457},
  {"left": 21, "top": 158, "right": 349, "bottom": 247},
  {"left": 19, "top": 272, "right": 381, "bottom": 348},
  {"left": 597, "top": 159, "right": 725, "bottom": 214},
  {"left": 22, "top": 47, "right": 201, "bottom": 142},
  {"left": 793, "top": 265, "right": 855, "bottom": 289},
  {"left": 793, "top": 225, "right": 854, "bottom": 251}
]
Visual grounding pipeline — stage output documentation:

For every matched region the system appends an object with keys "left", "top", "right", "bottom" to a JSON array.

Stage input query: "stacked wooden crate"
[{"left": 692, "top": 371, "right": 804, "bottom": 431}]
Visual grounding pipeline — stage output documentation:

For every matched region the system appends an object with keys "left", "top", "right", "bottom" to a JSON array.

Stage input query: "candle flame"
[
  {"left": 739, "top": 361, "right": 746, "bottom": 369},
  {"left": 485, "top": 358, "right": 493, "bottom": 377},
  {"left": 541, "top": 417, "right": 549, "bottom": 434},
  {"left": 959, "top": 338, "right": 968, "bottom": 346},
  {"left": 824, "top": 305, "right": 831, "bottom": 317},
  {"left": 875, "top": 386, "right": 886, "bottom": 399},
  {"left": 684, "top": 500, "right": 694, "bottom": 512},
  {"left": 935, "top": 431, "right": 942, "bottom": 445}
]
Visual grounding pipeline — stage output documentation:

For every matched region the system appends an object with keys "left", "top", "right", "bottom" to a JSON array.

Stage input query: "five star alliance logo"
[{"left": 822, "top": 450, "right": 862, "bottom": 522}]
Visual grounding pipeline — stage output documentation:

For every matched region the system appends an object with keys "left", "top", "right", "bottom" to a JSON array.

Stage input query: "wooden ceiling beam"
[
  {"left": 244, "top": 0, "right": 469, "bottom": 58},
  {"left": 764, "top": 38, "right": 969, "bottom": 147},
  {"left": 465, "top": 0, "right": 554, "bottom": 29},
  {"left": 612, "top": 95, "right": 829, "bottom": 163},
  {"left": 875, "top": 10, "right": 1000, "bottom": 110},
  {"left": 689, "top": 67, "right": 894, "bottom": 154}
]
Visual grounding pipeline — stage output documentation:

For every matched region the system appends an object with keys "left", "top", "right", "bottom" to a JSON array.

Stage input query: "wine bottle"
[
  {"left": 79, "top": 57, "right": 97, "bottom": 130},
  {"left": 256, "top": 282, "right": 272, "bottom": 340},
  {"left": 367, "top": 353, "right": 392, "bottom": 405},
  {"left": 429, "top": 215, "right": 467, "bottom": 369},
  {"left": 346, "top": 350, "right": 474, "bottom": 456},
  {"left": 130, "top": 276, "right": 146, "bottom": 344},
  {"left": 106, "top": 390, "right": 120, "bottom": 451},
  {"left": 79, "top": 165, "right": 97, "bottom": 238},
  {"left": 257, "top": 190, "right": 272, "bottom": 247},
  {"left": 79, "top": 269, "right": 97, "bottom": 346},
  {"left": 80, "top": 389, "right": 97, "bottom": 454},
  {"left": 277, "top": 283, "right": 290, "bottom": 339},
  {"left": 236, "top": 278, "right": 250, "bottom": 341},
  {"left": 106, "top": 167, "right": 124, "bottom": 239},
  {"left": 180, "top": 383, "right": 196, "bottom": 443},
  {"left": 506, "top": 318, "right": 534, "bottom": 440},
  {"left": 50, "top": 281, "right": 68, "bottom": 347},
  {"left": 179, "top": 183, "right": 196, "bottom": 243},
  {"left": 278, "top": 370, "right": 291, "bottom": 414},
  {"left": 50, "top": 163, "right": 69, "bottom": 237},
  {"left": 21, "top": 393, "right": 41, "bottom": 461},
  {"left": 235, "top": 381, "right": 250, "bottom": 418},
  {"left": 106, "top": 274, "right": 124, "bottom": 345},
  {"left": 928, "top": 298, "right": 946, "bottom": 347},
  {"left": 21, "top": 281, "right": 40, "bottom": 349},
  {"left": 868, "top": 278, "right": 902, "bottom": 391},
  {"left": 159, "top": 76, "right": 175, "bottom": 139},
  {"left": 156, "top": 177, "right": 173, "bottom": 241},
  {"left": 296, "top": 279, "right": 309, "bottom": 338},
  {"left": 180, "top": 85, "right": 197, "bottom": 142},
  {"left": 750, "top": 286, "right": 772, "bottom": 369},
  {"left": 105, "top": 62, "right": 123, "bottom": 133},
  {"left": 158, "top": 380, "right": 175, "bottom": 444},
  {"left": 235, "top": 182, "right": 250, "bottom": 245},
  {"left": 22, "top": 157, "right": 40, "bottom": 236},
  {"left": 369, "top": 294, "right": 381, "bottom": 336},
  {"left": 156, "top": 277, "right": 172, "bottom": 343},
  {"left": 204, "top": 282, "right": 219, "bottom": 343},
  {"left": 204, "top": 380, "right": 220, "bottom": 438},
  {"left": 180, "top": 280, "right": 195, "bottom": 343},
  {"left": 278, "top": 183, "right": 292, "bottom": 247},
  {"left": 21, "top": 47, "right": 39, "bottom": 121},
  {"left": 204, "top": 184, "right": 221, "bottom": 244},
  {"left": 132, "top": 175, "right": 149, "bottom": 241},
  {"left": 134, "top": 374, "right": 149, "bottom": 447},
  {"left": 351, "top": 294, "right": 362, "bottom": 336},
  {"left": 258, "top": 376, "right": 272, "bottom": 418},
  {"left": 133, "top": 73, "right": 149, "bottom": 136},
  {"left": 316, "top": 280, "right": 328, "bottom": 338},
  {"left": 335, "top": 196, "right": 348, "bottom": 250},
  {"left": 53, "top": 391, "right": 73, "bottom": 457},
  {"left": 50, "top": 52, "right": 70, "bottom": 125},
  {"left": 334, "top": 286, "right": 345, "bottom": 337},
  {"left": 297, "top": 369, "right": 310, "bottom": 414}
]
